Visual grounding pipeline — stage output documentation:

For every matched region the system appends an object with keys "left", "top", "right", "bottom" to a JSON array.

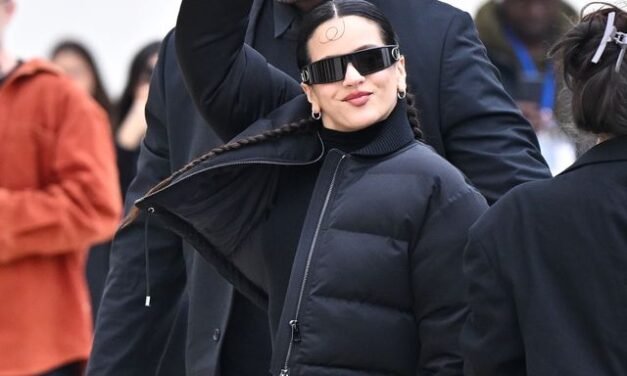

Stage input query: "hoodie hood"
[{"left": 1, "top": 59, "right": 62, "bottom": 88}]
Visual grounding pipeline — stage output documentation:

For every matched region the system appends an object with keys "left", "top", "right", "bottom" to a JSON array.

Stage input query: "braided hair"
[
  {"left": 123, "top": 90, "right": 423, "bottom": 228},
  {"left": 405, "top": 91, "right": 423, "bottom": 140},
  {"left": 121, "top": 117, "right": 318, "bottom": 227}
]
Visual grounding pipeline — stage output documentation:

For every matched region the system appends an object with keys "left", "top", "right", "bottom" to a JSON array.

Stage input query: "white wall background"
[{"left": 6, "top": 0, "right": 589, "bottom": 98}]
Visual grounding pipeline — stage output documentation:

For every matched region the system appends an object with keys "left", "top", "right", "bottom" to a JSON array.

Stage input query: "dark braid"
[
  {"left": 121, "top": 117, "right": 318, "bottom": 228},
  {"left": 405, "top": 90, "right": 423, "bottom": 140},
  {"left": 123, "top": 92, "right": 422, "bottom": 228}
]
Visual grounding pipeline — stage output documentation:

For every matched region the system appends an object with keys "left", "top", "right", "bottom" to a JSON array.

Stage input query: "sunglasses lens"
[
  {"left": 303, "top": 46, "right": 398, "bottom": 85},
  {"left": 352, "top": 47, "right": 393, "bottom": 76},
  {"left": 308, "top": 57, "right": 346, "bottom": 84}
]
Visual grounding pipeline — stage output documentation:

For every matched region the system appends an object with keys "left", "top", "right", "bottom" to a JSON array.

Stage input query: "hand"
[
  {"left": 117, "top": 83, "right": 150, "bottom": 150},
  {"left": 134, "top": 82, "right": 150, "bottom": 102}
]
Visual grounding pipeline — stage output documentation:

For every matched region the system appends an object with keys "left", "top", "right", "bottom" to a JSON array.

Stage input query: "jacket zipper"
[
  {"left": 280, "top": 153, "right": 346, "bottom": 376},
  {"left": 139, "top": 142, "right": 325, "bottom": 204},
  {"left": 137, "top": 145, "right": 325, "bottom": 316}
]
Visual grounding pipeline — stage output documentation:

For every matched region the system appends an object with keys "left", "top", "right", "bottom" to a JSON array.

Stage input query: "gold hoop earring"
[
  {"left": 397, "top": 90, "right": 407, "bottom": 99},
  {"left": 312, "top": 110, "right": 322, "bottom": 120}
]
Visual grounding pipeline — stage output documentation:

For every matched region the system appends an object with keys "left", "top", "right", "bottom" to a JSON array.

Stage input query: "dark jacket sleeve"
[
  {"left": 438, "top": 11, "right": 551, "bottom": 203},
  {"left": 411, "top": 180, "right": 488, "bottom": 374},
  {"left": 87, "top": 32, "right": 188, "bottom": 376},
  {"left": 175, "top": 0, "right": 302, "bottom": 142},
  {"left": 461, "top": 217, "right": 526, "bottom": 376}
]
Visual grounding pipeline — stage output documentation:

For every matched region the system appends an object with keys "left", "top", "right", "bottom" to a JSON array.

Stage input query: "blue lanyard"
[{"left": 504, "top": 27, "right": 555, "bottom": 112}]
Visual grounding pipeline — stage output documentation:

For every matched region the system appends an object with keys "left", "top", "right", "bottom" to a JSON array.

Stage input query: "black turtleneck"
[
  {"left": 260, "top": 121, "right": 385, "bottom": 341},
  {"left": 319, "top": 120, "right": 386, "bottom": 154}
]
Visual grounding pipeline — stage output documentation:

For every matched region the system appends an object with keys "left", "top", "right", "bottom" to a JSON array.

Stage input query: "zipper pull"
[
  {"left": 289, "top": 319, "right": 301, "bottom": 343},
  {"left": 144, "top": 207, "right": 155, "bottom": 308},
  {"left": 279, "top": 369, "right": 289, "bottom": 376}
]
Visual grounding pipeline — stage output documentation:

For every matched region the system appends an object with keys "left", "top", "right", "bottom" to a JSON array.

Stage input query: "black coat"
[
  {"left": 92, "top": 0, "right": 551, "bottom": 373},
  {"left": 139, "top": 0, "right": 488, "bottom": 375},
  {"left": 461, "top": 136, "right": 627, "bottom": 376},
  {"left": 137, "top": 99, "right": 488, "bottom": 375},
  {"left": 246, "top": 0, "right": 551, "bottom": 203},
  {"left": 87, "top": 31, "right": 271, "bottom": 376}
]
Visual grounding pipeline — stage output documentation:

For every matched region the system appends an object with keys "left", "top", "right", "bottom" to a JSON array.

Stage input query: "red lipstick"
[{"left": 342, "top": 91, "right": 371, "bottom": 106}]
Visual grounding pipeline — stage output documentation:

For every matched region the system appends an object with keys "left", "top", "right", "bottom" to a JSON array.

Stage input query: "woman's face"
[
  {"left": 301, "top": 15, "right": 406, "bottom": 132},
  {"left": 53, "top": 50, "right": 96, "bottom": 96}
]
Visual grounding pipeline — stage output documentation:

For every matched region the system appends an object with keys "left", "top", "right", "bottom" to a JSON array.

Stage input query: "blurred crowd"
[
  {"left": 49, "top": 40, "right": 161, "bottom": 317},
  {"left": 0, "top": 0, "right": 625, "bottom": 375}
]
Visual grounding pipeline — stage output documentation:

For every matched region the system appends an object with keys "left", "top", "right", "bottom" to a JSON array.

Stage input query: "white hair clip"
[{"left": 591, "top": 11, "right": 627, "bottom": 72}]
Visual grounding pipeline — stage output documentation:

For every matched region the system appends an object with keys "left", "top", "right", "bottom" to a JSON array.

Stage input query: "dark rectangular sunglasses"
[{"left": 300, "top": 45, "right": 400, "bottom": 85}]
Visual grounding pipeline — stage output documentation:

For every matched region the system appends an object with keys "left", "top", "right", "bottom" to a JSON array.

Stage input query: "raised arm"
[{"left": 175, "top": 0, "right": 302, "bottom": 141}]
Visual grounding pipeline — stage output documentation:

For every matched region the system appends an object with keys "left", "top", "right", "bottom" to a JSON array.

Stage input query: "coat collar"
[
  {"left": 225, "top": 93, "right": 415, "bottom": 160},
  {"left": 560, "top": 136, "right": 627, "bottom": 175},
  {"left": 274, "top": 1, "right": 299, "bottom": 38},
  {"left": 0, "top": 59, "right": 60, "bottom": 90},
  {"left": 139, "top": 94, "right": 415, "bottom": 202},
  {"left": 350, "top": 98, "right": 416, "bottom": 157}
]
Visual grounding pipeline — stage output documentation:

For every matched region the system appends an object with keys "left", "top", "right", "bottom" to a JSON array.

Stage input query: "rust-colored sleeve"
[{"left": 0, "top": 80, "right": 122, "bottom": 264}]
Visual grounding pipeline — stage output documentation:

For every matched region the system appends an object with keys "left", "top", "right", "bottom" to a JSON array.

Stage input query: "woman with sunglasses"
[{"left": 130, "top": 0, "right": 487, "bottom": 374}]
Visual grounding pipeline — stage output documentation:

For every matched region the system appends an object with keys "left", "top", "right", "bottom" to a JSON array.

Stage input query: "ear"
[
  {"left": 301, "top": 82, "right": 321, "bottom": 113},
  {"left": 396, "top": 56, "right": 408, "bottom": 93}
]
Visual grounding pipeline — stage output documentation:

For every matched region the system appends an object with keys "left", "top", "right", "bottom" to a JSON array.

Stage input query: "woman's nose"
[{"left": 343, "top": 63, "right": 365, "bottom": 86}]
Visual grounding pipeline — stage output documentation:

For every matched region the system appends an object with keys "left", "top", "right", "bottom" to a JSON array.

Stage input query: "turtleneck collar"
[
  {"left": 348, "top": 99, "right": 416, "bottom": 157},
  {"left": 317, "top": 100, "right": 416, "bottom": 156}
]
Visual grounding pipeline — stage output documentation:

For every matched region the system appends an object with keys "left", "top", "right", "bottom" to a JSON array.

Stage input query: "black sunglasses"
[{"left": 300, "top": 45, "right": 401, "bottom": 85}]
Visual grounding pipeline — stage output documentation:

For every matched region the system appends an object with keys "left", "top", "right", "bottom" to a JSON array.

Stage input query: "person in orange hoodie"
[{"left": 0, "top": 1, "right": 122, "bottom": 375}]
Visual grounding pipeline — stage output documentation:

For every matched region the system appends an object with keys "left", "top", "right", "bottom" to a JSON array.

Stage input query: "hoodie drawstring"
[{"left": 144, "top": 207, "right": 155, "bottom": 307}]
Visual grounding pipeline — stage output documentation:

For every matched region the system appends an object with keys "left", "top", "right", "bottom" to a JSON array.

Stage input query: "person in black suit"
[
  {"left": 462, "top": 6, "right": 627, "bottom": 375},
  {"left": 90, "top": 0, "right": 550, "bottom": 375},
  {"left": 87, "top": 30, "right": 272, "bottom": 376}
]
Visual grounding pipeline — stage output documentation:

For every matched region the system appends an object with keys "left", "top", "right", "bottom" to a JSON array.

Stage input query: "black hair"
[
  {"left": 51, "top": 40, "right": 112, "bottom": 115},
  {"left": 550, "top": 3, "right": 627, "bottom": 136},
  {"left": 296, "top": 0, "right": 398, "bottom": 69},
  {"left": 114, "top": 41, "right": 161, "bottom": 131}
]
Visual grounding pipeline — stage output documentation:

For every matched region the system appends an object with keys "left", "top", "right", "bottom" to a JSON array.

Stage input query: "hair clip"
[
  {"left": 614, "top": 32, "right": 627, "bottom": 72},
  {"left": 591, "top": 12, "right": 627, "bottom": 72}
]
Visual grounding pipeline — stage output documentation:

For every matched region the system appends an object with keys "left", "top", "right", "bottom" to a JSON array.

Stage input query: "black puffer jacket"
[
  {"left": 137, "top": 96, "right": 487, "bottom": 375},
  {"left": 136, "top": 0, "right": 488, "bottom": 374}
]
